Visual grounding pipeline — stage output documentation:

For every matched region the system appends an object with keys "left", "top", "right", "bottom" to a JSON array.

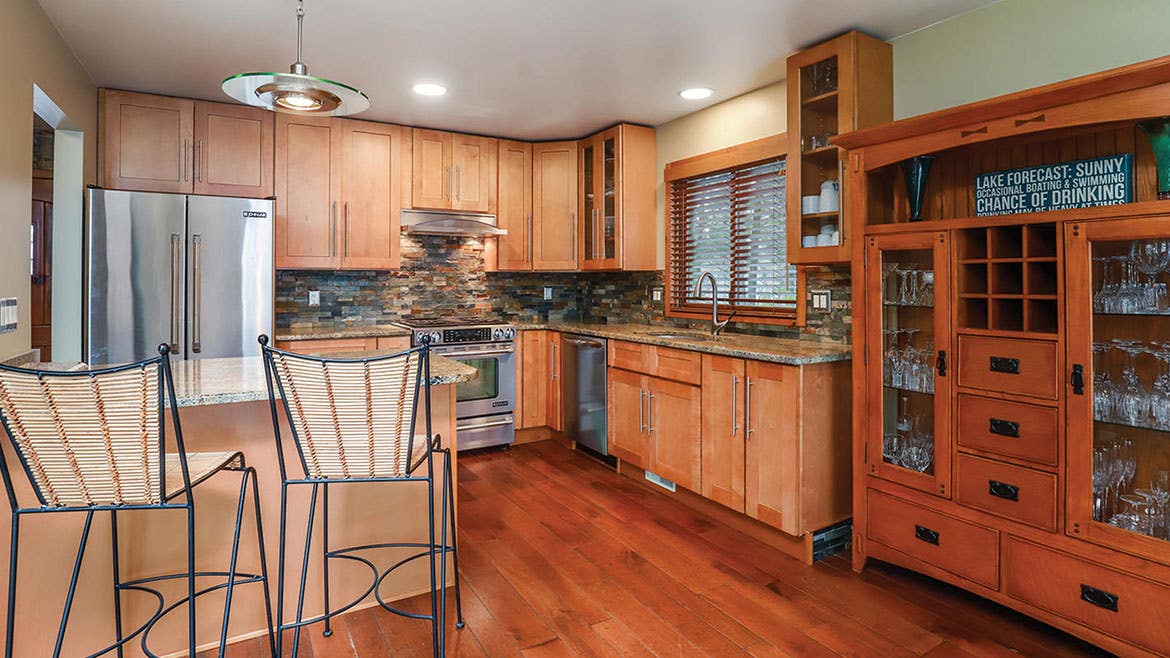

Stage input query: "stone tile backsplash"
[{"left": 276, "top": 236, "right": 852, "bottom": 344}]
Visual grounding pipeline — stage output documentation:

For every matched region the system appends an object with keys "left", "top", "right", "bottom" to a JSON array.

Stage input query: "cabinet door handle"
[
  {"left": 745, "top": 377, "right": 754, "bottom": 439},
  {"left": 914, "top": 525, "right": 939, "bottom": 546},
  {"left": 182, "top": 139, "right": 189, "bottom": 182},
  {"left": 1079, "top": 584, "right": 1118, "bottom": 612},
  {"left": 527, "top": 213, "right": 533, "bottom": 265},
  {"left": 445, "top": 166, "right": 451, "bottom": 200},
  {"left": 549, "top": 342, "right": 556, "bottom": 380},
  {"left": 989, "top": 356, "right": 1020, "bottom": 374},
  {"left": 937, "top": 350, "right": 947, "bottom": 377},
  {"left": 569, "top": 212, "right": 576, "bottom": 262},
  {"left": 456, "top": 165, "right": 461, "bottom": 202},
  {"left": 731, "top": 375, "right": 739, "bottom": 436},
  {"left": 330, "top": 201, "right": 337, "bottom": 257},
  {"left": 343, "top": 202, "right": 350, "bottom": 257},
  {"left": 196, "top": 140, "right": 203, "bottom": 183},
  {"left": 647, "top": 392, "right": 655, "bottom": 434},
  {"left": 988, "top": 480, "right": 1020, "bottom": 502},
  {"left": 988, "top": 418, "right": 1020, "bottom": 437},
  {"left": 1071, "top": 364, "right": 1085, "bottom": 395},
  {"left": 639, "top": 388, "right": 646, "bottom": 433}
]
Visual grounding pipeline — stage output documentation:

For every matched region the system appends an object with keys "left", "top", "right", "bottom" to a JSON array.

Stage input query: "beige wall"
[
  {"left": 0, "top": 0, "right": 96, "bottom": 360},
  {"left": 653, "top": 81, "right": 787, "bottom": 267},
  {"left": 891, "top": 0, "right": 1170, "bottom": 119}
]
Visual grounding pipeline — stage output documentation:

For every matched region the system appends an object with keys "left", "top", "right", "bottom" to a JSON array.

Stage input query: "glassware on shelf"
[
  {"left": 1132, "top": 240, "right": 1170, "bottom": 311},
  {"left": 1092, "top": 342, "right": 1117, "bottom": 423},
  {"left": 1093, "top": 241, "right": 1170, "bottom": 314},
  {"left": 1112, "top": 339, "right": 1148, "bottom": 426}
]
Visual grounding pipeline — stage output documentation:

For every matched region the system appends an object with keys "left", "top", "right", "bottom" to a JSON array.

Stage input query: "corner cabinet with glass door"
[
  {"left": 864, "top": 231, "right": 952, "bottom": 497},
  {"left": 580, "top": 128, "right": 619, "bottom": 269},
  {"left": 1066, "top": 217, "right": 1170, "bottom": 566}
]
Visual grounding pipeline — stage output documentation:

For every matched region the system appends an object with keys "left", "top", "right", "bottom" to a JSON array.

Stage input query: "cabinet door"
[
  {"left": 701, "top": 355, "right": 746, "bottom": 511},
  {"left": 532, "top": 141, "right": 578, "bottom": 270},
  {"left": 193, "top": 101, "right": 273, "bottom": 197},
  {"left": 649, "top": 377, "right": 702, "bottom": 491},
  {"left": 583, "top": 128, "right": 620, "bottom": 270},
  {"left": 744, "top": 360, "right": 801, "bottom": 533},
  {"left": 865, "top": 231, "right": 952, "bottom": 497},
  {"left": 452, "top": 134, "right": 496, "bottom": 213},
  {"left": 342, "top": 120, "right": 402, "bottom": 269},
  {"left": 100, "top": 89, "right": 193, "bottom": 193},
  {"left": 520, "top": 330, "right": 548, "bottom": 428},
  {"left": 1066, "top": 217, "right": 1170, "bottom": 566},
  {"left": 496, "top": 140, "right": 532, "bottom": 270},
  {"left": 275, "top": 114, "right": 342, "bottom": 269},
  {"left": 608, "top": 368, "right": 647, "bottom": 467},
  {"left": 579, "top": 137, "right": 597, "bottom": 267},
  {"left": 411, "top": 129, "right": 451, "bottom": 209},
  {"left": 547, "top": 331, "right": 564, "bottom": 432}
]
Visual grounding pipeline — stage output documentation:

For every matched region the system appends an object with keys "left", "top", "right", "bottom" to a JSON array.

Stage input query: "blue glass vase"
[
  {"left": 901, "top": 155, "right": 935, "bottom": 222},
  {"left": 1139, "top": 118, "right": 1170, "bottom": 200}
]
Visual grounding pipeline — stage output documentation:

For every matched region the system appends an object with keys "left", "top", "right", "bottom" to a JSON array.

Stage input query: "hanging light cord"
[{"left": 295, "top": 0, "right": 305, "bottom": 67}]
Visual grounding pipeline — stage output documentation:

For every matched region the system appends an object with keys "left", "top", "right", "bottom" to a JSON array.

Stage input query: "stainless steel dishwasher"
[{"left": 562, "top": 334, "right": 607, "bottom": 455}]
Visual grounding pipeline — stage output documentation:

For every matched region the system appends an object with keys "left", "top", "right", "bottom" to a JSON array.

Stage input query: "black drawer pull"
[
  {"left": 989, "top": 418, "right": 1020, "bottom": 437},
  {"left": 1071, "top": 364, "right": 1085, "bottom": 395},
  {"left": 914, "top": 525, "right": 939, "bottom": 545},
  {"left": 1080, "top": 584, "right": 1119, "bottom": 612},
  {"left": 988, "top": 480, "right": 1020, "bottom": 502},
  {"left": 989, "top": 356, "right": 1020, "bottom": 374}
]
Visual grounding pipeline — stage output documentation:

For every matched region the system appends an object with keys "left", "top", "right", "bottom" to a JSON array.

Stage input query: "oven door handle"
[
  {"left": 457, "top": 418, "right": 515, "bottom": 430},
  {"left": 435, "top": 347, "right": 515, "bottom": 358}
]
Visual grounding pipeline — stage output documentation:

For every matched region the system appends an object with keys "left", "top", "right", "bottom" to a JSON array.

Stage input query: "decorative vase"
[
  {"left": 1139, "top": 118, "right": 1170, "bottom": 200},
  {"left": 901, "top": 155, "right": 935, "bottom": 222}
]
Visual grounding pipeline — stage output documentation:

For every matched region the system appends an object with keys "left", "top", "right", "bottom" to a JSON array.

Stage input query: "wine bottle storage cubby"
[{"left": 956, "top": 223, "right": 1059, "bottom": 334}]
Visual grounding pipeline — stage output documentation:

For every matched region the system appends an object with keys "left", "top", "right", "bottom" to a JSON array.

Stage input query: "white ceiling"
[{"left": 37, "top": 0, "right": 993, "bottom": 140}]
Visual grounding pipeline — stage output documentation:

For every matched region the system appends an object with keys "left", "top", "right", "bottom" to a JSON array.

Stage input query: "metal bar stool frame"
[
  {"left": 0, "top": 345, "right": 276, "bottom": 658},
  {"left": 258, "top": 335, "right": 464, "bottom": 657}
]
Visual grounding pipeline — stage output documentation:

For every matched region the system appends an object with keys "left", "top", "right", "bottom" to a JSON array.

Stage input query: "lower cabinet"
[
  {"left": 547, "top": 331, "right": 563, "bottom": 432},
  {"left": 517, "top": 330, "right": 563, "bottom": 431},
  {"left": 606, "top": 366, "right": 701, "bottom": 491},
  {"left": 701, "top": 355, "right": 746, "bottom": 511},
  {"left": 608, "top": 367, "right": 648, "bottom": 466},
  {"left": 272, "top": 336, "right": 409, "bottom": 355}
]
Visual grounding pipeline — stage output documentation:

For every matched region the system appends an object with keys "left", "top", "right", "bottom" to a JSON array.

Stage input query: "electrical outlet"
[
  {"left": 0, "top": 298, "right": 15, "bottom": 334},
  {"left": 308, "top": 290, "right": 320, "bottom": 307},
  {"left": 811, "top": 290, "right": 831, "bottom": 312},
  {"left": 651, "top": 288, "right": 663, "bottom": 302},
  {"left": 544, "top": 287, "right": 553, "bottom": 301}
]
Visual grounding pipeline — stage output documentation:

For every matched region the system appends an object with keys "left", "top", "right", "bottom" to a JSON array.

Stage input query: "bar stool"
[
  {"left": 0, "top": 345, "right": 275, "bottom": 657},
  {"left": 258, "top": 335, "right": 463, "bottom": 657}
]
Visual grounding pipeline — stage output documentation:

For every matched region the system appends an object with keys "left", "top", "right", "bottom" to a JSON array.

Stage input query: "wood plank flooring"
[{"left": 209, "top": 440, "right": 1107, "bottom": 657}]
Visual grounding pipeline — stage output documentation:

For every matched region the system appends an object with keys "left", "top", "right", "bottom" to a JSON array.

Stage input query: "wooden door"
[
  {"left": 496, "top": 140, "right": 533, "bottom": 270},
  {"left": 582, "top": 128, "right": 621, "bottom": 270},
  {"left": 342, "top": 120, "right": 402, "bottom": 269},
  {"left": 547, "top": 331, "right": 564, "bottom": 431},
  {"left": 701, "top": 355, "right": 746, "bottom": 511},
  {"left": 744, "top": 360, "right": 801, "bottom": 533},
  {"left": 532, "top": 141, "right": 578, "bottom": 270},
  {"left": 648, "top": 376, "right": 702, "bottom": 491},
  {"left": 99, "top": 89, "right": 193, "bottom": 193},
  {"left": 30, "top": 174, "right": 52, "bottom": 361},
  {"left": 193, "top": 101, "right": 273, "bottom": 197},
  {"left": 520, "top": 330, "right": 548, "bottom": 428},
  {"left": 607, "top": 368, "right": 646, "bottom": 467},
  {"left": 275, "top": 114, "right": 342, "bottom": 269},
  {"left": 411, "top": 129, "right": 451, "bottom": 209},
  {"left": 452, "top": 134, "right": 496, "bottom": 213}
]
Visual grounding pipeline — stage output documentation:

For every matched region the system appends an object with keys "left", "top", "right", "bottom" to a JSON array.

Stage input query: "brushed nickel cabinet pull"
[
  {"left": 745, "top": 377, "right": 754, "bottom": 438},
  {"left": 731, "top": 375, "right": 739, "bottom": 435}
]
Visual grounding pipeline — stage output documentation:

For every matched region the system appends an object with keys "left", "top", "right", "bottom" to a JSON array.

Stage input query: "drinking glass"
[
  {"left": 882, "top": 262, "right": 901, "bottom": 304},
  {"left": 1132, "top": 239, "right": 1170, "bottom": 311},
  {"left": 1111, "top": 339, "right": 1148, "bottom": 426},
  {"left": 1092, "top": 342, "right": 1117, "bottom": 422}
]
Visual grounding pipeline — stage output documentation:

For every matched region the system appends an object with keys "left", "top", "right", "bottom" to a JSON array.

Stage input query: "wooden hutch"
[{"left": 836, "top": 56, "right": 1170, "bottom": 657}]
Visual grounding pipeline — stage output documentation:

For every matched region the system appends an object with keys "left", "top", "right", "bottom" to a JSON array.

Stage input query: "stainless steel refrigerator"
[{"left": 86, "top": 188, "right": 273, "bottom": 364}]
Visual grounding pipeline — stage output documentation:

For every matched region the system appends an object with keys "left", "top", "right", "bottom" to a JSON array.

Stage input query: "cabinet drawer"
[
  {"left": 649, "top": 346, "right": 702, "bottom": 385},
  {"left": 957, "top": 394, "right": 1058, "bottom": 466},
  {"left": 274, "top": 337, "right": 378, "bottom": 355},
  {"left": 867, "top": 489, "right": 999, "bottom": 590},
  {"left": 955, "top": 454, "right": 1057, "bottom": 532},
  {"left": 1004, "top": 537, "right": 1170, "bottom": 655},
  {"left": 608, "top": 340, "right": 649, "bottom": 372},
  {"left": 957, "top": 335, "right": 1058, "bottom": 400}
]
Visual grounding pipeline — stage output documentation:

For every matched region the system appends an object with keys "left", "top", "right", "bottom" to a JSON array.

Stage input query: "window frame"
[{"left": 663, "top": 133, "right": 806, "bottom": 327}]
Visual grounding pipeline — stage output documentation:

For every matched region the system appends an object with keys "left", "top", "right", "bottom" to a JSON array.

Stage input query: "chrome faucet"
[{"left": 693, "top": 272, "right": 736, "bottom": 336}]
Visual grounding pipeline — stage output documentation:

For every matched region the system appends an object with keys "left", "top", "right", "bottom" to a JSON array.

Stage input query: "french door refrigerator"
[{"left": 86, "top": 188, "right": 273, "bottom": 364}]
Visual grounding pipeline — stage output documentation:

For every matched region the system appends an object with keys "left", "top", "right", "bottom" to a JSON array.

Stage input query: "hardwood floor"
[{"left": 209, "top": 440, "right": 1107, "bottom": 657}]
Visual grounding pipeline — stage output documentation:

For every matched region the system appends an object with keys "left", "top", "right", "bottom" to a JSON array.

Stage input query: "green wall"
[{"left": 892, "top": 0, "right": 1170, "bottom": 119}]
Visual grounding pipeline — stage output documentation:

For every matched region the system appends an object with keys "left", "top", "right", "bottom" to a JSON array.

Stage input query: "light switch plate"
[
  {"left": 544, "top": 287, "right": 553, "bottom": 301},
  {"left": 811, "top": 290, "right": 831, "bottom": 312},
  {"left": 0, "top": 298, "right": 16, "bottom": 334},
  {"left": 652, "top": 288, "right": 663, "bottom": 302},
  {"left": 308, "top": 290, "right": 320, "bottom": 307}
]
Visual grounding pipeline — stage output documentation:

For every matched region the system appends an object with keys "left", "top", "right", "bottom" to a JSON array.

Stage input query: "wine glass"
[
  {"left": 882, "top": 261, "right": 901, "bottom": 304},
  {"left": 1092, "top": 342, "right": 1117, "bottom": 423},
  {"left": 1131, "top": 240, "right": 1170, "bottom": 312},
  {"left": 1111, "top": 339, "right": 1148, "bottom": 426}
]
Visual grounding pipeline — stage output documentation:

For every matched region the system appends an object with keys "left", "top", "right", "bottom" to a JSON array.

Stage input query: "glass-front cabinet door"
[
  {"left": 1066, "top": 217, "right": 1170, "bottom": 565},
  {"left": 580, "top": 130, "right": 620, "bottom": 270},
  {"left": 580, "top": 140, "right": 595, "bottom": 265},
  {"left": 865, "top": 231, "right": 953, "bottom": 497}
]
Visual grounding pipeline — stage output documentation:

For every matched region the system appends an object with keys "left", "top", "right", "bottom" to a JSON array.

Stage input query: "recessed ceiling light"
[
  {"left": 679, "top": 87, "right": 713, "bottom": 100},
  {"left": 413, "top": 83, "right": 447, "bottom": 97}
]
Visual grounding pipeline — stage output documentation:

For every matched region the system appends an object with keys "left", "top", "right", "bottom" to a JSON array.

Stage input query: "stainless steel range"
[{"left": 395, "top": 318, "right": 516, "bottom": 451}]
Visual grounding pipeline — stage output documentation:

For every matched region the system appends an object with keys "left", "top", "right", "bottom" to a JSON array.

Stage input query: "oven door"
[{"left": 431, "top": 343, "right": 516, "bottom": 418}]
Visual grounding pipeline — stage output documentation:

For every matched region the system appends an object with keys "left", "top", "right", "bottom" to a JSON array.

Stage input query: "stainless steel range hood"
[{"left": 401, "top": 209, "right": 507, "bottom": 237}]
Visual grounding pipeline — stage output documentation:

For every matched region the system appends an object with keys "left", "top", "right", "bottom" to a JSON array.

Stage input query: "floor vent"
[
  {"left": 644, "top": 470, "right": 677, "bottom": 492},
  {"left": 812, "top": 519, "right": 853, "bottom": 562}
]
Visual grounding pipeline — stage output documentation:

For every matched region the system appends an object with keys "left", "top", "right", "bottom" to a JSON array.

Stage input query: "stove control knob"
[
  {"left": 493, "top": 328, "right": 504, "bottom": 340},
  {"left": 504, "top": 327, "right": 516, "bottom": 340},
  {"left": 429, "top": 331, "right": 442, "bottom": 344}
]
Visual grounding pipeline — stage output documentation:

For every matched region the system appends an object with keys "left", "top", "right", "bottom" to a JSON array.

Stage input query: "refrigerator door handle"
[
  {"left": 191, "top": 233, "right": 202, "bottom": 353},
  {"left": 169, "top": 233, "right": 182, "bottom": 354}
]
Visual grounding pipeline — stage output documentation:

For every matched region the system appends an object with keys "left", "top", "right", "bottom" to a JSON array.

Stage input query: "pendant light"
[{"left": 221, "top": 0, "right": 369, "bottom": 116}]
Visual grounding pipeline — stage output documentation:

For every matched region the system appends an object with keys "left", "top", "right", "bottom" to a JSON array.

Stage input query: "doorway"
[{"left": 31, "top": 115, "right": 53, "bottom": 360}]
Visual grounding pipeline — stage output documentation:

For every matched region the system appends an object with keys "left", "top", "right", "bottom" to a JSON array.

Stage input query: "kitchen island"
[{"left": 1, "top": 353, "right": 475, "bottom": 657}]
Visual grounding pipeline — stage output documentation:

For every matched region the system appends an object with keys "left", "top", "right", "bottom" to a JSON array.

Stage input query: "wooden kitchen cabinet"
[
  {"left": 340, "top": 120, "right": 405, "bottom": 269},
  {"left": 607, "top": 367, "right": 648, "bottom": 467},
  {"left": 519, "top": 330, "right": 549, "bottom": 429},
  {"left": 532, "top": 141, "right": 579, "bottom": 270},
  {"left": 496, "top": 140, "right": 533, "bottom": 270},
  {"left": 452, "top": 134, "right": 496, "bottom": 213},
  {"left": 100, "top": 89, "right": 193, "bottom": 194},
  {"left": 648, "top": 376, "right": 702, "bottom": 492},
  {"left": 578, "top": 124, "right": 657, "bottom": 271},
  {"left": 273, "top": 337, "right": 380, "bottom": 354},
  {"left": 409, "top": 128, "right": 496, "bottom": 213},
  {"left": 411, "top": 129, "right": 450, "bottom": 209},
  {"left": 193, "top": 100, "right": 273, "bottom": 197},
  {"left": 701, "top": 355, "right": 746, "bottom": 512},
  {"left": 275, "top": 114, "right": 343, "bottom": 269},
  {"left": 547, "top": 331, "right": 564, "bottom": 432}
]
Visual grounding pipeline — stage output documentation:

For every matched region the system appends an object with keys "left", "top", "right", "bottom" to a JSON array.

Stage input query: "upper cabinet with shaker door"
[
  {"left": 100, "top": 89, "right": 273, "bottom": 197},
  {"left": 532, "top": 141, "right": 579, "bottom": 270},
  {"left": 340, "top": 120, "right": 404, "bottom": 270},
  {"left": 409, "top": 128, "right": 497, "bottom": 213},
  {"left": 411, "top": 129, "right": 451, "bottom": 209},
  {"left": 275, "top": 114, "right": 343, "bottom": 269},
  {"left": 496, "top": 140, "right": 533, "bottom": 270},
  {"left": 579, "top": 123, "right": 657, "bottom": 271},
  {"left": 100, "top": 89, "right": 193, "bottom": 194}
]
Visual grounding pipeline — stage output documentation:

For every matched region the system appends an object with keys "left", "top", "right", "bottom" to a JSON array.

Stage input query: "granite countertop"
[{"left": 274, "top": 324, "right": 411, "bottom": 341}]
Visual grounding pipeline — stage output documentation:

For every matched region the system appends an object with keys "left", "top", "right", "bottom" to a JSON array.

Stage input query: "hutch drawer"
[
  {"left": 1004, "top": 537, "right": 1170, "bottom": 655},
  {"left": 867, "top": 489, "right": 999, "bottom": 590},
  {"left": 957, "top": 335, "right": 1059, "bottom": 400},
  {"left": 956, "top": 394, "right": 1059, "bottom": 467},
  {"left": 955, "top": 454, "right": 1057, "bottom": 532}
]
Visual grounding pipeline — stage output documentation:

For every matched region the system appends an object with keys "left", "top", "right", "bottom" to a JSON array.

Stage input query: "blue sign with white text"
[{"left": 974, "top": 154, "right": 1132, "bottom": 216}]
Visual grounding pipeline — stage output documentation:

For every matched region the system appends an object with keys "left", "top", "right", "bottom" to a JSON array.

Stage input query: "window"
[{"left": 665, "top": 135, "right": 803, "bottom": 323}]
